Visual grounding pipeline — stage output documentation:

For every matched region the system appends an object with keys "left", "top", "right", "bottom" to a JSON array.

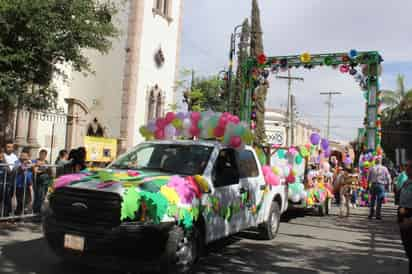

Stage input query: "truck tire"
[
  {"left": 259, "top": 201, "right": 280, "bottom": 240},
  {"left": 161, "top": 225, "right": 201, "bottom": 274}
]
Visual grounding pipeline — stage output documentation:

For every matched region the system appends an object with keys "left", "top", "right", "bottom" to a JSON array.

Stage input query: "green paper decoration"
[
  {"left": 98, "top": 170, "right": 117, "bottom": 182},
  {"left": 121, "top": 188, "right": 141, "bottom": 221},
  {"left": 181, "top": 209, "right": 193, "bottom": 229},
  {"left": 140, "top": 191, "right": 169, "bottom": 224}
]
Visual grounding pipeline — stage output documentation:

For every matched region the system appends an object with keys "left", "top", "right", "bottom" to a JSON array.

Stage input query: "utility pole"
[
  {"left": 276, "top": 70, "right": 304, "bottom": 146},
  {"left": 320, "top": 92, "right": 342, "bottom": 140}
]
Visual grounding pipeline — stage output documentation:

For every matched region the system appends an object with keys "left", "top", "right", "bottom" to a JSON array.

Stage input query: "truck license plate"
[{"left": 64, "top": 234, "right": 84, "bottom": 252}]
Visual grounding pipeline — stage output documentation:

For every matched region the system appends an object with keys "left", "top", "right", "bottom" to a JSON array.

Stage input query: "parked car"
[{"left": 43, "top": 140, "right": 288, "bottom": 273}]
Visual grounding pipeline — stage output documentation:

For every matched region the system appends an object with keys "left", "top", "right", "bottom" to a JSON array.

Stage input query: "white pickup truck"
[{"left": 43, "top": 140, "right": 288, "bottom": 273}]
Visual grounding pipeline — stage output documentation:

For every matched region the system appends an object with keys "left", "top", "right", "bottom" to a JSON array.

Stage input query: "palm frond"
[
  {"left": 397, "top": 74, "right": 406, "bottom": 96},
  {"left": 380, "top": 89, "right": 401, "bottom": 108}
]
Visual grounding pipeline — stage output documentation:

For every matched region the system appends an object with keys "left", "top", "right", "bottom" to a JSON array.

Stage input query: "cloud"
[{"left": 179, "top": 0, "right": 412, "bottom": 141}]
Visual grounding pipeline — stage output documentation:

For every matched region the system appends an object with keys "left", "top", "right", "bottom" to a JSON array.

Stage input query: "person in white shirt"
[{"left": 3, "top": 141, "right": 18, "bottom": 170}]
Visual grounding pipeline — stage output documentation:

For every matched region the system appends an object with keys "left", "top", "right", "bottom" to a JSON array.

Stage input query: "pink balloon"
[
  {"left": 262, "top": 165, "right": 272, "bottom": 176},
  {"left": 218, "top": 116, "right": 228, "bottom": 128},
  {"left": 165, "top": 112, "right": 176, "bottom": 123},
  {"left": 288, "top": 147, "right": 298, "bottom": 155},
  {"left": 156, "top": 118, "right": 167, "bottom": 129},
  {"left": 230, "top": 116, "right": 240, "bottom": 124},
  {"left": 229, "top": 136, "right": 242, "bottom": 148},
  {"left": 155, "top": 129, "right": 165, "bottom": 139},
  {"left": 214, "top": 126, "right": 225, "bottom": 138},
  {"left": 286, "top": 174, "right": 296, "bottom": 184},
  {"left": 191, "top": 112, "right": 201, "bottom": 122},
  {"left": 189, "top": 126, "right": 200, "bottom": 137}
]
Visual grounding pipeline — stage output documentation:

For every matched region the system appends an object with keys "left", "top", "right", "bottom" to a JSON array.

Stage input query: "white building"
[
  {"left": 265, "top": 108, "right": 320, "bottom": 147},
  {"left": 14, "top": 0, "right": 184, "bottom": 159}
]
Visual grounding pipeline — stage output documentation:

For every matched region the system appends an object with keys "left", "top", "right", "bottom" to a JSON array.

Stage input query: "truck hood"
[
  {"left": 62, "top": 170, "right": 168, "bottom": 196},
  {"left": 53, "top": 169, "right": 205, "bottom": 229}
]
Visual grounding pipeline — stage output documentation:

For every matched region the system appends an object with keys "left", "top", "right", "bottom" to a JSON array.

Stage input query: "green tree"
[
  {"left": 0, "top": 0, "right": 119, "bottom": 143},
  {"left": 192, "top": 76, "right": 226, "bottom": 112},
  {"left": 178, "top": 69, "right": 226, "bottom": 112},
  {"left": 250, "top": 0, "right": 267, "bottom": 144}
]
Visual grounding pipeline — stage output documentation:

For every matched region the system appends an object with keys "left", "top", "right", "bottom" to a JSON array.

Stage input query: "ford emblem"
[{"left": 72, "top": 202, "right": 88, "bottom": 209}]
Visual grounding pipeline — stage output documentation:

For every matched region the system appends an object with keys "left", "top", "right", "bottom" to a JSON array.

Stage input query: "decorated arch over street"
[{"left": 240, "top": 50, "right": 384, "bottom": 152}]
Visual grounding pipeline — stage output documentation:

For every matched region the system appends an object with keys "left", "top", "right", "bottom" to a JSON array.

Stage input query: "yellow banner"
[{"left": 84, "top": 136, "right": 117, "bottom": 162}]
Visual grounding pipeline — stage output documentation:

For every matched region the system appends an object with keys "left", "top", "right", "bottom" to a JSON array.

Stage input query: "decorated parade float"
[{"left": 44, "top": 111, "right": 290, "bottom": 273}]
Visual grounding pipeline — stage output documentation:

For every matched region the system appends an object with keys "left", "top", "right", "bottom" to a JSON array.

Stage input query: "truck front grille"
[{"left": 49, "top": 187, "right": 122, "bottom": 229}]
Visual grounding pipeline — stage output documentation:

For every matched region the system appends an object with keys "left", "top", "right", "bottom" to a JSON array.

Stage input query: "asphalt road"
[{"left": 0, "top": 202, "right": 408, "bottom": 274}]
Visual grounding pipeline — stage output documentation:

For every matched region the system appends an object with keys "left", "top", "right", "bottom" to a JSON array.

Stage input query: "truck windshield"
[{"left": 109, "top": 143, "right": 213, "bottom": 175}]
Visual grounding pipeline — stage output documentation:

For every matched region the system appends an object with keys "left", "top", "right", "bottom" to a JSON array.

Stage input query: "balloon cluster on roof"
[{"left": 139, "top": 111, "right": 254, "bottom": 149}]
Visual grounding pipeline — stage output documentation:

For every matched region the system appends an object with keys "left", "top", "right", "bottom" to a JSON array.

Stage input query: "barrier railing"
[{"left": 0, "top": 163, "right": 62, "bottom": 221}]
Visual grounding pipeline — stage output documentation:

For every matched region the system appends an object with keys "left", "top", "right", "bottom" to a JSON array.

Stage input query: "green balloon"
[
  {"left": 208, "top": 116, "right": 219, "bottom": 128},
  {"left": 277, "top": 149, "right": 286, "bottom": 159},
  {"left": 300, "top": 147, "right": 309, "bottom": 158},
  {"left": 234, "top": 125, "right": 245, "bottom": 136},
  {"left": 295, "top": 155, "right": 303, "bottom": 165}
]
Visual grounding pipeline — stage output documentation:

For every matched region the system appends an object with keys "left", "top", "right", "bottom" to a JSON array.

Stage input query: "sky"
[{"left": 178, "top": 0, "right": 412, "bottom": 142}]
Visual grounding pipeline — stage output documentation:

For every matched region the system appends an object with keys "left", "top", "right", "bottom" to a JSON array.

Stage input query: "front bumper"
[{"left": 43, "top": 215, "right": 175, "bottom": 270}]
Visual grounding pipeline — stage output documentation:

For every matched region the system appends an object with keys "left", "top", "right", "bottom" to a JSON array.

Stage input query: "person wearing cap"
[{"left": 368, "top": 157, "right": 391, "bottom": 220}]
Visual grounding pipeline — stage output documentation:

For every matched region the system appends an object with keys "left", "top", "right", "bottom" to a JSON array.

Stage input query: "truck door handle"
[{"left": 239, "top": 187, "right": 247, "bottom": 194}]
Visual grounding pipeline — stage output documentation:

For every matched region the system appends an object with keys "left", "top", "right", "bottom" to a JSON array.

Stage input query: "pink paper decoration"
[
  {"left": 127, "top": 170, "right": 140, "bottom": 177},
  {"left": 54, "top": 174, "right": 87, "bottom": 189}
]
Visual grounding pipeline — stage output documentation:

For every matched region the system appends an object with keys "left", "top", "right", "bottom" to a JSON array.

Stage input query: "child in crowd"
[{"left": 13, "top": 148, "right": 33, "bottom": 215}]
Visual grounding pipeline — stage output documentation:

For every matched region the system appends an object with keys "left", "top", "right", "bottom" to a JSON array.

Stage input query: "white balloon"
[
  {"left": 290, "top": 194, "right": 301, "bottom": 203},
  {"left": 182, "top": 118, "right": 191, "bottom": 129}
]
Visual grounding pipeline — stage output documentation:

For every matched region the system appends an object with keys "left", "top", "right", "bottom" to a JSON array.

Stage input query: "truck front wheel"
[
  {"left": 259, "top": 201, "right": 280, "bottom": 240},
  {"left": 161, "top": 225, "right": 201, "bottom": 273}
]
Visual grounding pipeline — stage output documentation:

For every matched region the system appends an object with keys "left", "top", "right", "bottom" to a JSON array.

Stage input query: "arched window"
[
  {"left": 156, "top": 93, "right": 163, "bottom": 118},
  {"left": 148, "top": 90, "right": 156, "bottom": 121}
]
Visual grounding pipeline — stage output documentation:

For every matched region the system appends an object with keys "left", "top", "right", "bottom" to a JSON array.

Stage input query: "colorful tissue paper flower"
[
  {"left": 54, "top": 173, "right": 87, "bottom": 189},
  {"left": 194, "top": 175, "right": 209, "bottom": 193},
  {"left": 257, "top": 53, "right": 267, "bottom": 65},
  {"left": 185, "top": 176, "right": 202, "bottom": 198},
  {"left": 160, "top": 186, "right": 180, "bottom": 204},
  {"left": 167, "top": 176, "right": 196, "bottom": 204}
]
